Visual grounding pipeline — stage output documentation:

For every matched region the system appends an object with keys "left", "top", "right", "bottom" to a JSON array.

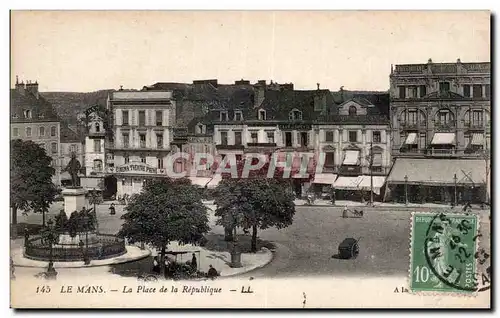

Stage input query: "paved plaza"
[{"left": 11, "top": 202, "right": 490, "bottom": 280}]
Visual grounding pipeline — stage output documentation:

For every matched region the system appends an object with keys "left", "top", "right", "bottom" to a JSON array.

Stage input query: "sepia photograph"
[{"left": 9, "top": 10, "right": 491, "bottom": 309}]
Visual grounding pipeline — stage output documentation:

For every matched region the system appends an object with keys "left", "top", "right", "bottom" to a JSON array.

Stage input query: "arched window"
[
  {"left": 95, "top": 122, "right": 100, "bottom": 132},
  {"left": 50, "top": 126, "right": 57, "bottom": 137},
  {"left": 348, "top": 106, "right": 357, "bottom": 116},
  {"left": 124, "top": 155, "right": 130, "bottom": 164},
  {"left": 196, "top": 123, "right": 205, "bottom": 135},
  {"left": 39, "top": 126, "right": 45, "bottom": 136},
  {"left": 24, "top": 110, "right": 32, "bottom": 119},
  {"left": 289, "top": 109, "right": 303, "bottom": 121},
  {"left": 464, "top": 109, "right": 490, "bottom": 127},
  {"left": 93, "top": 159, "right": 103, "bottom": 172},
  {"left": 26, "top": 127, "right": 32, "bottom": 137},
  {"left": 400, "top": 109, "right": 426, "bottom": 126}
]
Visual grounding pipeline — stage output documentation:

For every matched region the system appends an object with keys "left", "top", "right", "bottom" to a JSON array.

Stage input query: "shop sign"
[{"left": 115, "top": 162, "right": 157, "bottom": 174}]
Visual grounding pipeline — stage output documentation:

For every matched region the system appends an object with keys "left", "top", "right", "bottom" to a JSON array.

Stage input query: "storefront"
[
  {"left": 333, "top": 175, "right": 386, "bottom": 202},
  {"left": 385, "top": 158, "right": 487, "bottom": 204},
  {"left": 108, "top": 161, "right": 165, "bottom": 197}
]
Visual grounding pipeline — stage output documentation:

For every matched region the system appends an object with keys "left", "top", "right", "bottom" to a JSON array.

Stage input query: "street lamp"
[
  {"left": 82, "top": 214, "right": 91, "bottom": 265},
  {"left": 45, "top": 218, "right": 58, "bottom": 279},
  {"left": 88, "top": 189, "right": 101, "bottom": 234},
  {"left": 230, "top": 208, "right": 242, "bottom": 268},
  {"left": 404, "top": 175, "right": 409, "bottom": 206},
  {"left": 453, "top": 173, "right": 458, "bottom": 207}
]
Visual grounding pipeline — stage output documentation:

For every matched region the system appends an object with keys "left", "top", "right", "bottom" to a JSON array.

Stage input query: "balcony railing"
[
  {"left": 400, "top": 121, "right": 426, "bottom": 129},
  {"left": 339, "top": 165, "right": 362, "bottom": 175}
]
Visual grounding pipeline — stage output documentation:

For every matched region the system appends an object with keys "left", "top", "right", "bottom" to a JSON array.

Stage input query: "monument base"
[{"left": 61, "top": 187, "right": 88, "bottom": 218}]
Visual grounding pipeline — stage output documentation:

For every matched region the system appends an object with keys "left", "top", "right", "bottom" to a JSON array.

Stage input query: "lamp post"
[
  {"left": 369, "top": 141, "right": 374, "bottom": 207},
  {"left": 45, "top": 218, "right": 58, "bottom": 279},
  {"left": 88, "top": 189, "right": 101, "bottom": 234},
  {"left": 82, "top": 214, "right": 90, "bottom": 265},
  {"left": 453, "top": 173, "right": 458, "bottom": 207},
  {"left": 230, "top": 208, "right": 242, "bottom": 268},
  {"left": 404, "top": 175, "right": 409, "bottom": 206}
]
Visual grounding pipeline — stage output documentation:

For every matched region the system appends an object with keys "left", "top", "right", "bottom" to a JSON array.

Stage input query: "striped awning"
[
  {"left": 343, "top": 150, "right": 360, "bottom": 165},
  {"left": 312, "top": 174, "right": 338, "bottom": 185},
  {"left": 471, "top": 133, "right": 484, "bottom": 146},
  {"left": 404, "top": 133, "right": 418, "bottom": 145},
  {"left": 358, "top": 176, "right": 386, "bottom": 195},
  {"left": 431, "top": 133, "right": 456, "bottom": 145}
]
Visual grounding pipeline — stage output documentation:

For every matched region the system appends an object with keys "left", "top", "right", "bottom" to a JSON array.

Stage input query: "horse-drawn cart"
[{"left": 337, "top": 237, "right": 360, "bottom": 259}]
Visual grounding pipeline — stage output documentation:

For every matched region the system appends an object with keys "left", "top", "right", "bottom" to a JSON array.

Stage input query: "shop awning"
[
  {"left": 471, "top": 133, "right": 484, "bottom": 146},
  {"left": 431, "top": 133, "right": 456, "bottom": 145},
  {"left": 312, "top": 174, "right": 338, "bottom": 185},
  {"left": 333, "top": 176, "right": 363, "bottom": 190},
  {"left": 358, "top": 176, "right": 386, "bottom": 195},
  {"left": 343, "top": 150, "right": 360, "bottom": 165},
  {"left": 206, "top": 175, "right": 222, "bottom": 188},
  {"left": 404, "top": 133, "right": 418, "bottom": 145},
  {"left": 188, "top": 177, "right": 213, "bottom": 187},
  {"left": 387, "top": 158, "right": 486, "bottom": 186}
]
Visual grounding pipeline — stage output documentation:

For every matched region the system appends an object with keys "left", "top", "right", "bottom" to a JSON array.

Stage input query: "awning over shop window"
[
  {"left": 404, "top": 133, "right": 418, "bottom": 145},
  {"left": 358, "top": 176, "right": 386, "bottom": 195},
  {"left": 188, "top": 177, "right": 213, "bottom": 187},
  {"left": 312, "top": 174, "right": 338, "bottom": 185},
  {"left": 386, "top": 158, "right": 486, "bottom": 186},
  {"left": 206, "top": 175, "right": 222, "bottom": 188},
  {"left": 431, "top": 133, "right": 456, "bottom": 145},
  {"left": 471, "top": 133, "right": 484, "bottom": 146},
  {"left": 342, "top": 150, "right": 360, "bottom": 165},
  {"left": 333, "top": 176, "right": 363, "bottom": 190}
]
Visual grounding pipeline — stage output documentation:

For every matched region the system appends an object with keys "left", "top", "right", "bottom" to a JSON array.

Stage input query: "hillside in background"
[{"left": 41, "top": 90, "right": 115, "bottom": 126}]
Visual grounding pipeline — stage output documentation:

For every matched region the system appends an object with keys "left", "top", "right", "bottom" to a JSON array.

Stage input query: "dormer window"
[
  {"left": 289, "top": 109, "right": 302, "bottom": 121},
  {"left": 95, "top": 123, "right": 101, "bottom": 132},
  {"left": 24, "top": 110, "right": 32, "bottom": 119},
  {"left": 12, "top": 114, "right": 18, "bottom": 119},
  {"left": 234, "top": 111, "right": 243, "bottom": 121},
  {"left": 220, "top": 111, "right": 228, "bottom": 121},
  {"left": 39, "top": 114, "right": 44, "bottom": 119},
  {"left": 196, "top": 123, "right": 205, "bottom": 135},
  {"left": 348, "top": 106, "right": 357, "bottom": 116},
  {"left": 258, "top": 109, "right": 266, "bottom": 120}
]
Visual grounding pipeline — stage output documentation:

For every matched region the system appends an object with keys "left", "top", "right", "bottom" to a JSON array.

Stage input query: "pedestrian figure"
[
  {"left": 109, "top": 203, "right": 116, "bottom": 215},
  {"left": 10, "top": 257, "right": 15, "bottom": 280},
  {"left": 24, "top": 228, "right": 30, "bottom": 245},
  {"left": 342, "top": 205, "right": 349, "bottom": 218},
  {"left": 152, "top": 256, "right": 160, "bottom": 274},
  {"left": 191, "top": 253, "right": 198, "bottom": 272},
  {"left": 331, "top": 188, "right": 336, "bottom": 206},
  {"left": 207, "top": 264, "right": 218, "bottom": 279}
]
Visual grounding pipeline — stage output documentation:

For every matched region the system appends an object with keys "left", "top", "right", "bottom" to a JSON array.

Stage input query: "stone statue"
[{"left": 64, "top": 152, "right": 82, "bottom": 187}]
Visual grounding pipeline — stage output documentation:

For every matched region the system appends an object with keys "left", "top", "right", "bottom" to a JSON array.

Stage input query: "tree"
[
  {"left": 10, "top": 139, "right": 59, "bottom": 232},
  {"left": 118, "top": 178, "right": 210, "bottom": 274},
  {"left": 214, "top": 157, "right": 297, "bottom": 253}
]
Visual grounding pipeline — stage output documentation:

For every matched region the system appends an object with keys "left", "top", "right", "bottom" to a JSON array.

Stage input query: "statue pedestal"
[{"left": 61, "top": 187, "right": 88, "bottom": 218}]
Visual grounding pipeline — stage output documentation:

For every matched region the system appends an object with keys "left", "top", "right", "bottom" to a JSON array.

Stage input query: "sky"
[{"left": 11, "top": 11, "right": 490, "bottom": 92}]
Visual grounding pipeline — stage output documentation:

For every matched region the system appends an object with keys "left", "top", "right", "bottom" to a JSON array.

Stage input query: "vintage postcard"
[{"left": 9, "top": 10, "right": 491, "bottom": 308}]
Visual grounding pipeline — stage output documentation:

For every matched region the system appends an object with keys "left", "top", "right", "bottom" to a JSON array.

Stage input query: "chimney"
[
  {"left": 15, "top": 78, "right": 26, "bottom": 95},
  {"left": 256, "top": 80, "right": 266, "bottom": 86},
  {"left": 428, "top": 58, "right": 433, "bottom": 64},
  {"left": 25, "top": 80, "right": 39, "bottom": 98},
  {"left": 457, "top": 58, "right": 461, "bottom": 64},
  {"left": 317, "top": 83, "right": 320, "bottom": 90}
]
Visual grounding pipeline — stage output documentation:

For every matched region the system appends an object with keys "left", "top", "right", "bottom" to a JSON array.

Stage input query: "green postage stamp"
[{"left": 410, "top": 212, "right": 481, "bottom": 294}]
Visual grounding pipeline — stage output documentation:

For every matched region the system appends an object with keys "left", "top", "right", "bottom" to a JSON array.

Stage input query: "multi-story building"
[
  {"left": 105, "top": 90, "right": 176, "bottom": 197},
  {"left": 80, "top": 107, "right": 107, "bottom": 192},
  {"left": 10, "top": 78, "right": 62, "bottom": 185},
  {"left": 313, "top": 94, "right": 391, "bottom": 201},
  {"left": 386, "top": 59, "right": 491, "bottom": 204},
  {"left": 205, "top": 81, "right": 333, "bottom": 197}
]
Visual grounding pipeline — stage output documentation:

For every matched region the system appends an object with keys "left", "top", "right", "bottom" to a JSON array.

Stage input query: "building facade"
[
  {"left": 105, "top": 90, "right": 176, "bottom": 197},
  {"left": 10, "top": 79, "right": 62, "bottom": 186},
  {"left": 313, "top": 97, "right": 391, "bottom": 201},
  {"left": 386, "top": 59, "right": 491, "bottom": 204},
  {"left": 79, "top": 108, "right": 107, "bottom": 192}
]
